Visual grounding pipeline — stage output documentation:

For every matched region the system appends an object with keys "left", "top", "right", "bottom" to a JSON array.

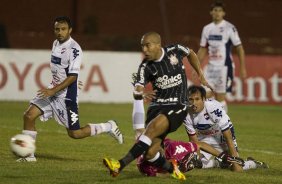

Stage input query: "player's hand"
[
  {"left": 199, "top": 75, "right": 213, "bottom": 92},
  {"left": 143, "top": 90, "right": 157, "bottom": 102},
  {"left": 78, "top": 80, "right": 83, "bottom": 90},
  {"left": 240, "top": 67, "right": 247, "bottom": 79},
  {"left": 216, "top": 151, "right": 245, "bottom": 167},
  {"left": 37, "top": 88, "right": 56, "bottom": 98}
]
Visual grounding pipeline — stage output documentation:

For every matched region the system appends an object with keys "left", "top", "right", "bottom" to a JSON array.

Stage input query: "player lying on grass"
[
  {"left": 137, "top": 138, "right": 246, "bottom": 176},
  {"left": 184, "top": 85, "right": 268, "bottom": 171}
]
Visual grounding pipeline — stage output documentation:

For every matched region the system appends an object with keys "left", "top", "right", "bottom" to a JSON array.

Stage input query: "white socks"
[
  {"left": 22, "top": 130, "right": 37, "bottom": 157},
  {"left": 243, "top": 160, "right": 257, "bottom": 170},
  {"left": 89, "top": 122, "right": 111, "bottom": 136}
]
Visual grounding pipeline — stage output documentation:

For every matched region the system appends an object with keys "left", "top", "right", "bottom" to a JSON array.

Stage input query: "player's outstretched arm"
[{"left": 187, "top": 50, "right": 212, "bottom": 90}]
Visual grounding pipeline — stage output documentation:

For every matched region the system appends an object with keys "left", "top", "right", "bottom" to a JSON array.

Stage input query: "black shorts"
[{"left": 145, "top": 104, "right": 188, "bottom": 140}]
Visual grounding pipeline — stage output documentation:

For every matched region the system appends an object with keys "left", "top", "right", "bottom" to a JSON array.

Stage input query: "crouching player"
[{"left": 184, "top": 85, "right": 268, "bottom": 171}]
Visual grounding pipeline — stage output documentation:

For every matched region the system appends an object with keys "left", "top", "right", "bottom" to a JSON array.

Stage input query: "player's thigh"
[
  {"left": 24, "top": 104, "right": 43, "bottom": 119},
  {"left": 215, "top": 93, "right": 226, "bottom": 101},
  {"left": 145, "top": 114, "right": 169, "bottom": 139}
]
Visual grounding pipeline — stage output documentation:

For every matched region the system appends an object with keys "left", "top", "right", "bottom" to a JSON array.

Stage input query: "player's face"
[
  {"left": 188, "top": 91, "right": 205, "bottom": 113},
  {"left": 141, "top": 37, "right": 161, "bottom": 61},
  {"left": 210, "top": 7, "right": 225, "bottom": 22},
  {"left": 54, "top": 22, "right": 72, "bottom": 43}
]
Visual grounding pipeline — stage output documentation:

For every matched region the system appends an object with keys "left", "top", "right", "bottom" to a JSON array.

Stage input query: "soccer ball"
[{"left": 10, "top": 134, "right": 36, "bottom": 157}]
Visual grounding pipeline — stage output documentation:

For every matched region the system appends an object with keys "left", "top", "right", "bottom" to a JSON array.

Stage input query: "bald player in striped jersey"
[
  {"left": 197, "top": 1, "right": 247, "bottom": 112},
  {"left": 17, "top": 16, "right": 123, "bottom": 162},
  {"left": 103, "top": 31, "right": 211, "bottom": 181}
]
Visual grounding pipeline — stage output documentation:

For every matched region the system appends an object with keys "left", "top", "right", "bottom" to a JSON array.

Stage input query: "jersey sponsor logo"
[
  {"left": 156, "top": 97, "right": 178, "bottom": 103},
  {"left": 70, "top": 110, "right": 79, "bottom": 125},
  {"left": 169, "top": 54, "right": 179, "bottom": 65},
  {"left": 51, "top": 55, "right": 61, "bottom": 65},
  {"left": 211, "top": 109, "right": 222, "bottom": 117},
  {"left": 174, "top": 145, "right": 188, "bottom": 155},
  {"left": 198, "top": 129, "right": 220, "bottom": 136},
  {"left": 196, "top": 123, "right": 212, "bottom": 130},
  {"left": 139, "top": 64, "right": 146, "bottom": 84},
  {"left": 208, "top": 35, "right": 223, "bottom": 41},
  {"left": 72, "top": 48, "right": 80, "bottom": 60},
  {"left": 156, "top": 74, "right": 182, "bottom": 89}
]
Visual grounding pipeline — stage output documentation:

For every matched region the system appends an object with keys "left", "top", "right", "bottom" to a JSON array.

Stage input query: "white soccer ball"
[{"left": 10, "top": 134, "right": 36, "bottom": 157}]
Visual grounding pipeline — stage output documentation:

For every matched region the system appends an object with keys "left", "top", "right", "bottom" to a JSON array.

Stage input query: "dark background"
[{"left": 0, "top": 0, "right": 281, "bottom": 54}]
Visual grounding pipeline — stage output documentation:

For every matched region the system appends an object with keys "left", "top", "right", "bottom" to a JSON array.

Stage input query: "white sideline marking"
[{"left": 240, "top": 148, "right": 282, "bottom": 156}]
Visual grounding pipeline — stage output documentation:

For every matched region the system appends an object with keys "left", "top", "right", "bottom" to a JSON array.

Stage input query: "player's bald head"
[{"left": 141, "top": 32, "right": 161, "bottom": 44}]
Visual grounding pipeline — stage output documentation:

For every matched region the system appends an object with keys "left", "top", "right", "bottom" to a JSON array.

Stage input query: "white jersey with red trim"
[
  {"left": 49, "top": 37, "right": 82, "bottom": 101},
  {"left": 184, "top": 100, "right": 233, "bottom": 146},
  {"left": 200, "top": 20, "right": 241, "bottom": 66}
]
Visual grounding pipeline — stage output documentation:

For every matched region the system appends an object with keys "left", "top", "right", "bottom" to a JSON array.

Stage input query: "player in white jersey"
[
  {"left": 17, "top": 16, "right": 123, "bottom": 162},
  {"left": 197, "top": 1, "right": 247, "bottom": 112},
  {"left": 184, "top": 85, "right": 268, "bottom": 171}
]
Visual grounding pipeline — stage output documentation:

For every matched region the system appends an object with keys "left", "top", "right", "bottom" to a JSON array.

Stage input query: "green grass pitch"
[{"left": 0, "top": 101, "right": 282, "bottom": 184}]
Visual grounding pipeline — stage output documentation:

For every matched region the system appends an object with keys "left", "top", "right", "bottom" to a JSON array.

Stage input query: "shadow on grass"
[{"left": 36, "top": 153, "right": 81, "bottom": 161}]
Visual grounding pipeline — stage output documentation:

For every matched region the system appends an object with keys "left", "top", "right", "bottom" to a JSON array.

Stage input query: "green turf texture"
[{"left": 0, "top": 101, "right": 281, "bottom": 184}]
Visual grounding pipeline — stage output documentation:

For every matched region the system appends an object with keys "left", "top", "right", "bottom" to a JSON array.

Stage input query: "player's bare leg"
[
  {"left": 215, "top": 93, "right": 227, "bottom": 112},
  {"left": 17, "top": 105, "right": 41, "bottom": 162},
  {"left": 23, "top": 105, "right": 42, "bottom": 131}
]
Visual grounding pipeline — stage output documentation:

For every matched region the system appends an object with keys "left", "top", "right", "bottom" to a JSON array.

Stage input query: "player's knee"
[
  {"left": 67, "top": 130, "right": 82, "bottom": 139},
  {"left": 23, "top": 110, "right": 36, "bottom": 121}
]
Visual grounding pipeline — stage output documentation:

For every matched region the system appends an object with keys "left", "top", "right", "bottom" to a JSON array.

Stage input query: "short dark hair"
[
  {"left": 211, "top": 1, "right": 226, "bottom": 11},
  {"left": 187, "top": 85, "right": 206, "bottom": 99},
  {"left": 54, "top": 16, "right": 72, "bottom": 28}
]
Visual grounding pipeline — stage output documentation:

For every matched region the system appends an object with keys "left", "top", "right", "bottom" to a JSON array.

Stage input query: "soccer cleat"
[
  {"left": 247, "top": 157, "right": 269, "bottom": 169},
  {"left": 103, "top": 158, "right": 121, "bottom": 177},
  {"left": 170, "top": 159, "right": 186, "bottom": 180},
  {"left": 16, "top": 156, "right": 37, "bottom": 162},
  {"left": 108, "top": 120, "right": 124, "bottom": 144}
]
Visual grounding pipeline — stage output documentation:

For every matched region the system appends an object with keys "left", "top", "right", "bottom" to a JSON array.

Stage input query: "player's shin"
[{"left": 119, "top": 135, "right": 152, "bottom": 170}]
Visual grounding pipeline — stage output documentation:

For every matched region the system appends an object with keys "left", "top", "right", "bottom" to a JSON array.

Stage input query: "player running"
[{"left": 17, "top": 16, "right": 123, "bottom": 162}]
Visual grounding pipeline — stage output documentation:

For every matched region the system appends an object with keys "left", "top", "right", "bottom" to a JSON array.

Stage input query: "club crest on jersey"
[
  {"left": 204, "top": 113, "right": 210, "bottom": 120},
  {"left": 61, "top": 48, "right": 66, "bottom": 54},
  {"left": 169, "top": 54, "right": 178, "bottom": 65}
]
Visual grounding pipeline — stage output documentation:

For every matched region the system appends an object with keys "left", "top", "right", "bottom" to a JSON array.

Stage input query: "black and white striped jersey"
[{"left": 135, "top": 44, "right": 190, "bottom": 106}]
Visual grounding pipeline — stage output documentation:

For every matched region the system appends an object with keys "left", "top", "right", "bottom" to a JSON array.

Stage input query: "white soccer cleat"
[
  {"left": 108, "top": 120, "right": 123, "bottom": 144},
  {"left": 16, "top": 156, "right": 37, "bottom": 162}
]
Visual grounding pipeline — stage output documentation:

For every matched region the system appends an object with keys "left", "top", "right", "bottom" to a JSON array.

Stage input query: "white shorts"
[
  {"left": 203, "top": 63, "right": 228, "bottom": 93},
  {"left": 30, "top": 96, "right": 80, "bottom": 130}
]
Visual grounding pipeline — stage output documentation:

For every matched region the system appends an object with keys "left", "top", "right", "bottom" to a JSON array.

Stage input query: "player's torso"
[
  {"left": 190, "top": 107, "right": 223, "bottom": 144},
  {"left": 51, "top": 44, "right": 71, "bottom": 85},
  {"left": 50, "top": 38, "right": 81, "bottom": 98},
  {"left": 147, "top": 47, "right": 188, "bottom": 105},
  {"left": 205, "top": 21, "right": 233, "bottom": 65}
]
